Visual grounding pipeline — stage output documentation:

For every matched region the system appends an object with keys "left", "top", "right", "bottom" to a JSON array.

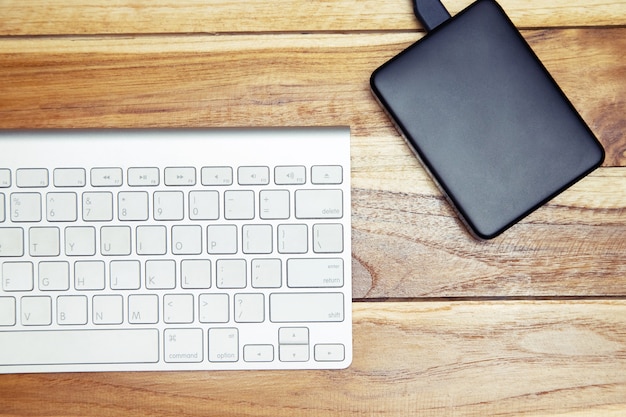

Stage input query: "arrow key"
[
  {"left": 279, "top": 344, "right": 309, "bottom": 362},
  {"left": 314, "top": 344, "right": 345, "bottom": 362},
  {"left": 243, "top": 344, "right": 274, "bottom": 362},
  {"left": 278, "top": 327, "right": 309, "bottom": 345}
]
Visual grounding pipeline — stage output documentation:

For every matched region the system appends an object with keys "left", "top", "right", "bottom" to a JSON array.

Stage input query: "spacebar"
[{"left": 0, "top": 329, "right": 159, "bottom": 366}]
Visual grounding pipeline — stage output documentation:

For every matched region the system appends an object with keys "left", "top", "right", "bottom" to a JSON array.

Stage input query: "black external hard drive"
[{"left": 370, "top": 0, "right": 605, "bottom": 239}]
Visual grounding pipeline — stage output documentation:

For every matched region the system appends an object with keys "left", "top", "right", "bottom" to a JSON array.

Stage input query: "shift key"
[{"left": 270, "top": 293, "right": 344, "bottom": 322}]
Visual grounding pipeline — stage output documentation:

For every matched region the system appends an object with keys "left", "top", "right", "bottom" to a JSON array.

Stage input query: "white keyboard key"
[
  {"left": 234, "top": 293, "right": 265, "bottom": 323},
  {"left": 279, "top": 345, "right": 309, "bottom": 362},
  {"left": 57, "top": 296, "right": 88, "bottom": 325},
  {"left": 16, "top": 168, "right": 48, "bottom": 188},
  {"left": 0, "top": 329, "right": 159, "bottom": 365},
  {"left": 21, "top": 296, "right": 52, "bottom": 326},
  {"left": 11, "top": 193, "right": 42, "bottom": 222},
  {"left": 93, "top": 295, "right": 123, "bottom": 325},
  {"left": 295, "top": 189, "right": 343, "bottom": 219},
  {"left": 74, "top": 261, "right": 105, "bottom": 290},
  {"left": 0, "top": 297, "right": 16, "bottom": 326},
  {"left": 181, "top": 259, "right": 211, "bottom": 289},
  {"left": 201, "top": 166, "right": 233, "bottom": 186},
  {"left": 208, "top": 328, "right": 238, "bottom": 362},
  {"left": 224, "top": 190, "right": 254, "bottom": 220},
  {"left": 2, "top": 262, "right": 33, "bottom": 291},
  {"left": 53, "top": 168, "right": 86, "bottom": 187},
  {"left": 128, "top": 294, "right": 159, "bottom": 324},
  {"left": 277, "top": 224, "right": 308, "bottom": 254},
  {"left": 238, "top": 166, "right": 269, "bottom": 185},
  {"left": 274, "top": 165, "right": 306, "bottom": 185},
  {"left": 270, "top": 293, "right": 344, "bottom": 322},
  {"left": 172, "top": 225, "right": 202, "bottom": 255},
  {"left": 189, "top": 190, "right": 219, "bottom": 220},
  {"left": 38, "top": 261, "right": 70, "bottom": 291},
  {"left": 244, "top": 345, "right": 274, "bottom": 362},
  {"left": 314, "top": 344, "right": 345, "bottom": 362},
  {"left": 0, "top": 193, "right": 4, "bottom": 222},
  {"left": 136, "top": 225, "right": 167, "bottom": 255},
  {"left": 199, "top": 293, "right": 229, "bottom": 323},
  {"left": 91, "top": 167, "right": 123, "bottom": 187},
  {"left": 165, "top": 167, "right": 196, "bottom": 186},
  {"left": 242, "top": 224, "right": 272, "bottom": 254},
  {"left": 65, "top": 226, "right": 96, "bottom": 256},
  {"left": 146, "top": 260, "right": 176, "bottom": 289},
  {"left": 46, "top": 192, "right": 77, "bottom": 222},
  {"left": 164, "top": 294, "right": 194, "bottom": 324},
  {"left": 154, "top": 191, "right": 184, "bottom": 220},
  {"left": 287, "top": 258, "right": 344, "bottom": 288},
  {"left": 0, "top": 169, "right": 11, "bottom": 187},
  {"left": 311, "top": 165, "right": 343, "bottom": 184},
  {"left": 110, "top": 260, "right": 141, "bottom": 290},
  {"left": 82, "top": 192, "right": 113, "bottom": 221},
  {"left": 313, "top": 223, "right": 344, "bottom": 253},
  {"left": 118, "top": 191, "right": 149, "bottom": 221},
  {"left": 279, "top": 327, "right": 309, "bottom": 345},
  {"left": 207, "top": 225, "right": 237, "bottom": 254},
  {"left": 216, "top": 259, "right": 247, "bottom": 289},
  {"left": 100, "top": 226, "right": 131, "bottom": 256},
  {"left": 251, "top": 258, "right": 282, "bottom": 288},
  {"left": 259, "top": 190, "right": 290, "bottom": 220},
  {"left": 29, "top": 227, "right": 60, "bottom": 256},
  {"left": 128, "top": 167, "right": 159, "bottom": 186},
  {"left": 0, "top": 228, "right": 24, "bottom": 257},
  {"left": 164, "top": 328, "right": 203, "bottom": 363}
]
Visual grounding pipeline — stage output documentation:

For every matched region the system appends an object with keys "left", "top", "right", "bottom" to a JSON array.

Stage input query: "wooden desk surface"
[{"left": 1, "top": 0, "right": 625, "bottom": 415}]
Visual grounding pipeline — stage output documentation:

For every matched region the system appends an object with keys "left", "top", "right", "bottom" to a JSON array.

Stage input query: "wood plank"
[
  {"left": 351, "top": 164, "right": 626, "bottom": 298},
  {"left": 1, "top": 0, "right": 625, "bottom": 35},
  {"left": 0, "top": 301, "right": 624, "bottom": 416},
  {"left": 1, "top": 31, "right": 624, "bottom": 298},
  {"left": 0, "top": 29, "right": 624, "bottom": 165}
]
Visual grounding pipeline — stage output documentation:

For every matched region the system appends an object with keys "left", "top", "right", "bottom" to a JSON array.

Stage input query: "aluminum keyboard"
[{"left": 0, "top": 127, "right": 352, "bottom": 373}]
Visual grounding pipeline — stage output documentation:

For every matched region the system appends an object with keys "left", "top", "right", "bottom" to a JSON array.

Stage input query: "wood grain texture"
[
  {"left": 351, "top": 166, "right": 626, "bottom": 299},
  {"left": 0, "top": 301, "right": 624, "bottom": 417},
  {"left": 1, "top": 29, "right": 624, "bottom": 165},
  {"left": 1, "top": 0, "right": 625, "bottom": 415},
  {"left": 1, "top": 30, "right": 624, "bottom": 299},
  {"left": 1, "top": 0, "right": 625, "bottom": 35}
]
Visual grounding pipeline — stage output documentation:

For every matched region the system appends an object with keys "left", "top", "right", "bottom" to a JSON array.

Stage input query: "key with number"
[
  {"left": 47, "top": 192, "right": 78, "bottom": 222},
  {"left": 11, "top": 193, "right": 42, "bottom": 222},
  {"left": 82, "top": 192, "right": 113, "bottom": 221}
]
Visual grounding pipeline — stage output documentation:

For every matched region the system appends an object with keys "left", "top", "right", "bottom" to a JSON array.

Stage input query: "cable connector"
[{"left": 413, "top": 0, "right": 451, "bottom": 31}]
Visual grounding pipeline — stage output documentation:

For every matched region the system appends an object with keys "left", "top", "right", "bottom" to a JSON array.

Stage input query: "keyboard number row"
[{"left": 1, "top": 189, "right": 342, "bottom": 223}]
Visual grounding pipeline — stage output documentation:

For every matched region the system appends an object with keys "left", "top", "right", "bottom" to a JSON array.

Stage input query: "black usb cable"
[{"left": 412, "top": 0, "right": 451, "bottom": 31}]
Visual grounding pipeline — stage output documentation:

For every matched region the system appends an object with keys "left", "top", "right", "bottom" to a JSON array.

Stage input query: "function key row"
[{"left": 0, "top": 166, "right": 343, "bottom": 189}]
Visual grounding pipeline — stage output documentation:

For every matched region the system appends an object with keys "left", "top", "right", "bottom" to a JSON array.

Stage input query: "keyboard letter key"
[{"left": 0, "top": 228, "right": 24, "bottom": 257}]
